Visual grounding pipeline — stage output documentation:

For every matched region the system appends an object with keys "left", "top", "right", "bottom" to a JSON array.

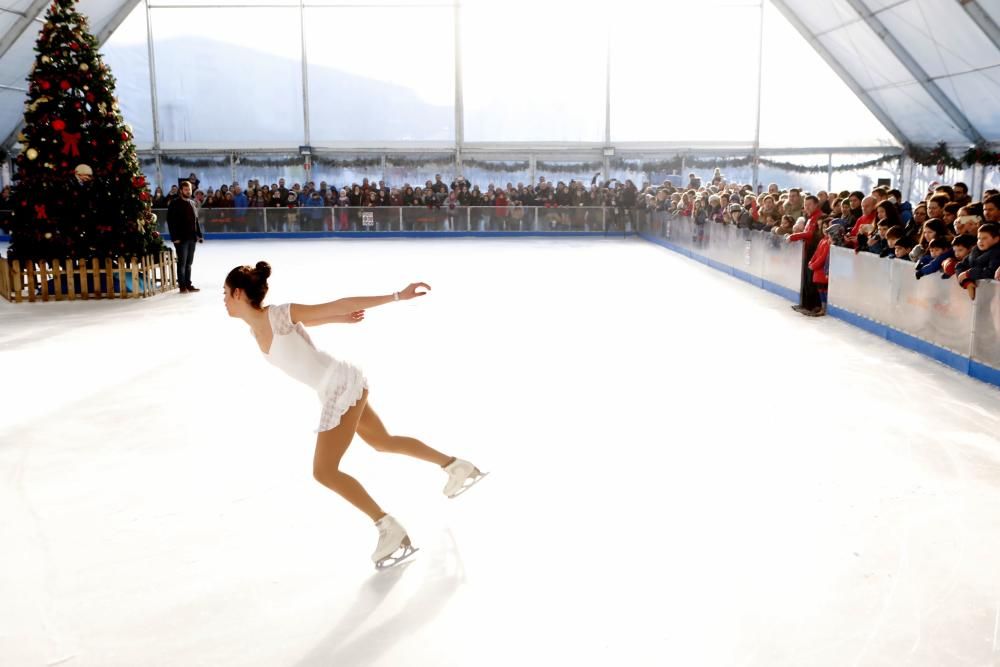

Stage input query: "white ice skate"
[
  {"left": 372, "top": 515, "right": 418, "bottom": 570},
  {"left": 443, "top": 459, "right": 488, "bottom": 499}
]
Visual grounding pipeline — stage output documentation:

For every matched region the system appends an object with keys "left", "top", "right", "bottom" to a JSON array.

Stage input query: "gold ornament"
[
  {"left": 17, "top": 132, "right": 25, "bottom": 142},
  {"left": 44, "top": 232, "right": 52, "bottom": 239},
  {"left": 80, "top": 63, "right": 88, "bottom": 71},
  {"left": 26, "top": 148, "right": 38, "bottom": 160},
  {"left": 41, "top": 55, "right": 51, "bottom": 64}
]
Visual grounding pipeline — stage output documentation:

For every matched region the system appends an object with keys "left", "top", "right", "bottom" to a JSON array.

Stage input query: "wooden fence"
[{"left": 0, "top": 251, "right": 177, "bottom": 302}]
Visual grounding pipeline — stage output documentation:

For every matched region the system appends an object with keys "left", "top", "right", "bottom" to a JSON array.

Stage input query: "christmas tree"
[{"left": 6, "top": 0, "right": 163, "bottom": 261}]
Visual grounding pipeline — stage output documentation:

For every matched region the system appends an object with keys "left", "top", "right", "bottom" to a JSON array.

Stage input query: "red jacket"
[
  {"left": 808, "top": 237, "right": 831, "bottom": 285},
  {"left": 788, "top": 208, "right": 822, "bottom": 243}
]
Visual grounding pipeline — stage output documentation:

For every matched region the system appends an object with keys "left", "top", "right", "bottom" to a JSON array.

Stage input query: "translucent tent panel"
[
  {"left": 944, "top": 66, "right": 1000, "bottom": 139},
  {"left": 458, "top": 161, "right": 531, "bottom": 190},
  {"left": 384, "top": 154, "right": 456, "bottom": 188},
  {"left": 0, "top": 88, "right": 25, "bottom": 144},
  {"left": 0, "top": 13, "right": 18, "bottom": 36},
  {"left": 877, "top": 1, "right": 999, "bottom": 79},
  {"left": 99, "top": 1, "right": 153, "bottom": 148},
  {"left": 0, "top": 19, "right": 43, "bottom": 88},
  {"left": 234, "top": 156, "right": 304, "bottom": 188},
  {"left": 818, "top": 22, "right": 914, "bottom": 91},
  {"left": 8, "top": 0, "right": 45, "bottom": 11},
  {"left": 460, "top": 0, "right": 605, "bottom": 142},
  {"left": 758, "top": 1, "right": 897, "bottom": 148},
  {"left": 150, "top": 7, "right": 304, "bottom": 145},
  {"left": 158, "top": 155, "right": 233, "bottom": 190},
  {"left": 303, "top": 6, "right": 453, "bottom": 142},
  {"left": 609, "top": 2, "right": 760, "bottom": 143},
  {"left": 782, "top": 0, "right": 858, "bottom": 36},
  {"left": 867, "top": 82, "right": 967, "bottom": 143},
  {"left": 983, "top": 0, "right": 1000, "bottom": 27}
]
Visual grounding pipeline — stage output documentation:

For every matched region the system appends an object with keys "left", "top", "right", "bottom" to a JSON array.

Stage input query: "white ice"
[{"left": 2, "top": 237, "right": 1000, "bottom": 667}]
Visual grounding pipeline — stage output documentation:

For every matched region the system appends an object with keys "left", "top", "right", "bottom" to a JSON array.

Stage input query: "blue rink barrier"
[{"left": 638, "top": 213, "right": 1000, "bottom": 390}]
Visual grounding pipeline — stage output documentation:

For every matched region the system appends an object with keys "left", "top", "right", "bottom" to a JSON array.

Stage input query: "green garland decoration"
[
  {"left": 130, "top": 151, "right": 910, "bottom": 177},
  {"left": 537, "top": 160, "right": 604, "bottom": 172},
  {"left": 462, "top": 159, "right": 530, "bottom": 172},
  {"left": 907, "top": 142, "right": 1000, "bottom": 168}
]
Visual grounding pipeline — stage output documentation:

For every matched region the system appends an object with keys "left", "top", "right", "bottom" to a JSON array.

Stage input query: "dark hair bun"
[{"left": 254, "top": 261, "right": 271, "bottom": 280}]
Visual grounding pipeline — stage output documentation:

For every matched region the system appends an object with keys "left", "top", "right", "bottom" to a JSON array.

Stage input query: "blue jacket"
[
  {"left": 915, "top": 248, "right": 953, "bottom": 278},
  {"left": 898, "top": 201, "right": 913, "bottom": 226},
  {"left": 233, "top": 193, "right": 249, "bottom": 209}
]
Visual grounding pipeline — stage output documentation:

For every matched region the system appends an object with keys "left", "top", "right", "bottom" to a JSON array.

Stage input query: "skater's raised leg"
[
  {"left": 356, "top": 402, "right": 452, "bottom": 465},
  {"left": 357, "top": 403, "right": 487, "bottom": 497}
]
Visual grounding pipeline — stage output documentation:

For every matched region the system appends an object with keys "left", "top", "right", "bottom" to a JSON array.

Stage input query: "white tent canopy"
[{"left": 0, "top": 0, "right": 998, "bottom": 156}]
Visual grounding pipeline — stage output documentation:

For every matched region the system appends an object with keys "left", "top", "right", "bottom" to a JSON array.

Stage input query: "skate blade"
[
  {"left": 375, "top": 545, "right": 419, "bottom": 571},
  {"left": 447, "top": 471, "right": 489, "bottom": 499}
]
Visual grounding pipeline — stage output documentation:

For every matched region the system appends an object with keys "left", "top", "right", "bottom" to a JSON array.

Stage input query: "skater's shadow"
[{"left": 294, "top": 529, "right": 466, "bottom": 667}]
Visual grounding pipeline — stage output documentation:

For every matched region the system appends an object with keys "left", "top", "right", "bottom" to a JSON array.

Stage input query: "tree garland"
[
  {"left": 906, "top": 142, "right": 1000, "bottom": 168},
  {"left": 131, "top": 151, "right": 909, "bottom": 176},
  {"left": 462, "top": 158, "right": 530, "bottom": 172}
]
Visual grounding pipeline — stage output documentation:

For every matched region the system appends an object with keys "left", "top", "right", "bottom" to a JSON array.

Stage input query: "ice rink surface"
[{"left": 2, "top": 237, "right": 1000, "bottom": 666}]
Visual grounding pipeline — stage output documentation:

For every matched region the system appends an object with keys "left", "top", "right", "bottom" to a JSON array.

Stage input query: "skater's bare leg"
[
  {"left": 357, "top": 402, "right": 453, "bottom": 467},
  {"left": 313, "top": 390, "right": 386, "bottom": 522}
]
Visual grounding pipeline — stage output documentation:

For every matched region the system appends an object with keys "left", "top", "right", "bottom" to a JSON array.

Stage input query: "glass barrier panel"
[
  {"left": 761, "top": 233, "right": 803, "bottom": 293},
  {"left": 889, "top": 261, "right": 975, "bottom": 354},
  {"left": 828, "top": 247, "right": 892, "bottom": 322},
  {"left": 971, "top": 280, "right": 1000, "bottom": 371}
]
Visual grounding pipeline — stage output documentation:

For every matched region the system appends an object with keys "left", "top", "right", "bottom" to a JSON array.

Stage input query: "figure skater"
[{"left": 224, "top": 262, "right": 486, "bottom": 569}]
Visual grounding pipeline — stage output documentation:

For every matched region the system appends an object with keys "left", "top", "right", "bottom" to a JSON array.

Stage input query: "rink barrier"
[
  {"left": 638, "top": 213, "right": 1000, "bottom": 389},
  {"left": 0, "top": 251, "right": 178, "bottom": 302},
  {"left": 148, "top": 205, "right": 629, "bottom": 235}
]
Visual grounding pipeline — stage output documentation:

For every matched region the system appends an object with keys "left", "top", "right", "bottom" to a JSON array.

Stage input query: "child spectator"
[
  {"left": 943, "top": 235, "right": 977, "bottom": 278},
  {"left": 915, "top": 238, "right": 953, "bottom": 278},
  {"left": 881, "top": 225, "right": 906, "bottom": 258},
  {"left": 892, "top": 237, "right": 915, "bottom": 260},
  {"left": 806, "top": 221, "right": 840, "bottom": 316},
  {"left": 957, "top": 222, "right": 1000, "bottom": 300}
]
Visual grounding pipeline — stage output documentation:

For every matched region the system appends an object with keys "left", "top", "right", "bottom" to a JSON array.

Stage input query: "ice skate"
[
  {"left": 372, "top": 515, "right": 418, "bottom": 570},
  {"left": 442, "top": 458, "right": 488, "bottom": 499}
]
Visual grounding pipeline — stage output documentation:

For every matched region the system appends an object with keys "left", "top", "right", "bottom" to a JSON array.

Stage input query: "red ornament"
[
  {"left": 69, "top": 42, "right": 79, "bottom": 51},
  {"left": 121, "top": 131, "right": 128, "bottom": 140},
  {"left": 85, "top": 92, "right": 95, "bottom": 102},
  {"left": 132, "top": 176, "right": 145, "bottom": 188},
  {"left": 52, "top": 119, "right": 65, "bottom": 131},
  {"left": 59, "top": 80, "right": 70, "bottom": 90},
  {"left": 139, "top": 191, "right": 151, "bottom": 202},
  {"left": 40, "top": 80, "right": 50, "bottom": 90},
  {"left": 60, "top": 131, "right": 81, "bottom": 156},
  {"left": 34, "top": 204, "right": 48, "bottom": 220}
]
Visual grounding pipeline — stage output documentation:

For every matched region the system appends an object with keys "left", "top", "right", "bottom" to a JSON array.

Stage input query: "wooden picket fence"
[{"left": 0, "top": 250, "right": 177, "bottom": 302}]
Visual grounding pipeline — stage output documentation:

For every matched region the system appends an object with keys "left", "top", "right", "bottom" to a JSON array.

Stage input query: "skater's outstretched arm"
[
  {"left": 300, "top": 310, "right": 366, "bottom": 327},
  {"left": 290, "top": 282, "right": 430, "bottom": 326}
]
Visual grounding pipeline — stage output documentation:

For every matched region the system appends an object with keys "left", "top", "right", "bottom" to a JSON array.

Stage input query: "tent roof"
[{"left": 1, "top": 0, "right": 999, "bottom": 151}]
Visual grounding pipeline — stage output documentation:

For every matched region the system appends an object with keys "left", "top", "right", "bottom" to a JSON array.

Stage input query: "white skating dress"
[{"left": 262, "top": 303, "right": 368, "bottom": 432}]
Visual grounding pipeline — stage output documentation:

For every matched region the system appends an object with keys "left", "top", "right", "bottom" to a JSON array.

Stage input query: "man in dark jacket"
[{"left": 167, "top": 180, "right": 203, "bottom": 292}]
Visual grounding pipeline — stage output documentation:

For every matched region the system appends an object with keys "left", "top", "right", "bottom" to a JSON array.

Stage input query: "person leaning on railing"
[{"left": 956, "top": 222, "right": 1000, "bottom": 300}]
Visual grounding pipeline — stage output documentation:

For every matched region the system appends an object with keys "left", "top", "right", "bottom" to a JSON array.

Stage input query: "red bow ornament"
[{"left": 60, "top": 130, "right": 81, "bottom": 156}]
